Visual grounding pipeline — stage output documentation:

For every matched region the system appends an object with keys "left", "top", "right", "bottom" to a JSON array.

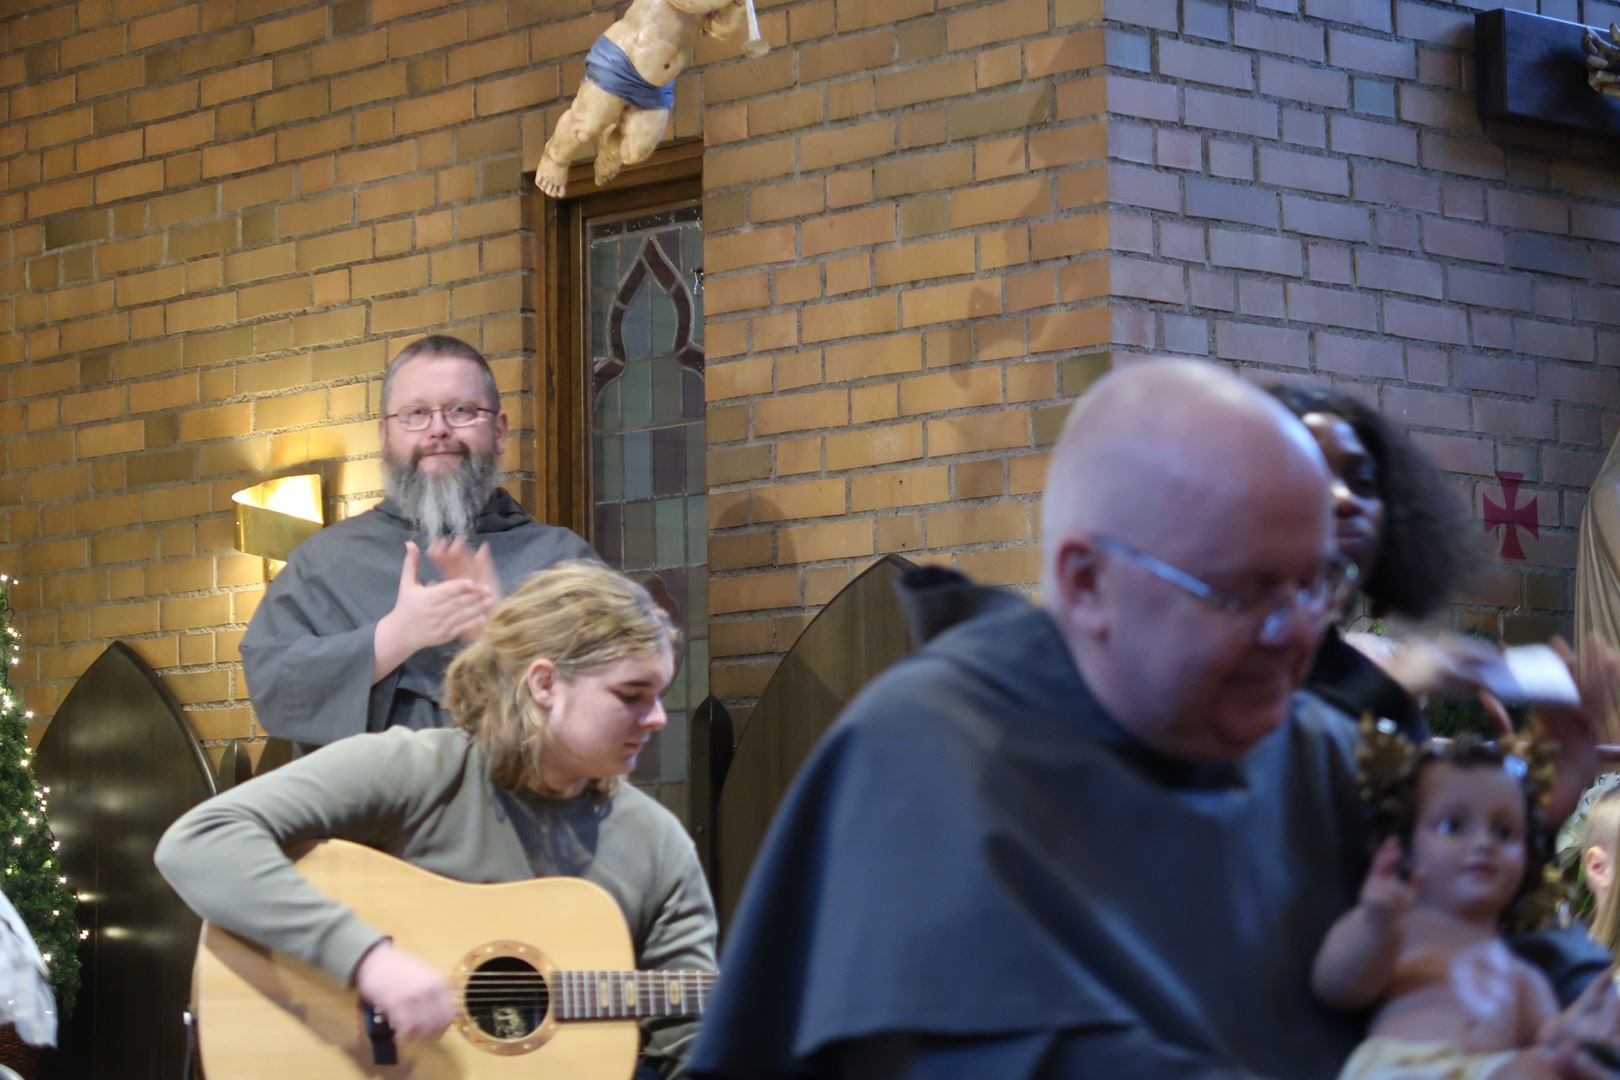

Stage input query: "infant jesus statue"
[{"left": 1314, "top": 734, "right": 1620, "bottom": 1080}]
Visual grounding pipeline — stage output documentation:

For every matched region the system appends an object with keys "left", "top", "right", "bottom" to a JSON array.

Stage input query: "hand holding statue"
[{"left": 535, "top": 0, "right": 767, "bottom": 198}]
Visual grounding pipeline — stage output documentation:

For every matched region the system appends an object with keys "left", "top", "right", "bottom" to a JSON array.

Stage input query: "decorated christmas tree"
[{"left": 0, "top": 573, "right": 79, "bottom": 1016}]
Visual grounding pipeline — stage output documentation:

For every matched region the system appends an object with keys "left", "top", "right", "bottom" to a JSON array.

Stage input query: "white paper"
[{"left": 1480, "top": 644, "right": 1581, "bottom": 707}]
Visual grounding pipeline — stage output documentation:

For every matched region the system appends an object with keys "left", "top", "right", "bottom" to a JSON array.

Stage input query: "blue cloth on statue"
[{"left": 585, "top": 35, "right": 674, "bottom": 111}]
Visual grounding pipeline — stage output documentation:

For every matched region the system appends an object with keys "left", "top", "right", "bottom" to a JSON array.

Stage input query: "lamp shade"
[{"left": 231, "top": 474, "right": 324, "bottom": 564}]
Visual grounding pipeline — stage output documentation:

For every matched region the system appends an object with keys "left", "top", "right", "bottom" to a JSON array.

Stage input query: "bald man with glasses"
[
  {"left": 241, "top": 335, "right": 596, "bottom": 753},
  {"left": 690, "top": 361, "right": 1618, "bottom": 1080}
]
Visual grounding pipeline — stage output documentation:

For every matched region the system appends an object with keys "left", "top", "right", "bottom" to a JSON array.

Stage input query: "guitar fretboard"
[{"left": 551, "top": 970, "right": 718, "bottom": 1021}]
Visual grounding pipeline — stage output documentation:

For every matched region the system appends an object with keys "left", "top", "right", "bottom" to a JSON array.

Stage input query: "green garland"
[{"left": 0, "top": 575, "right": 80, "bottom": 1016}]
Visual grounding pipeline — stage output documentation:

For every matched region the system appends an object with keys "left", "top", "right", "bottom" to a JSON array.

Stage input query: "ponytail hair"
[{"left": 442, "top": 560, "right": 679, "bottom": 798}]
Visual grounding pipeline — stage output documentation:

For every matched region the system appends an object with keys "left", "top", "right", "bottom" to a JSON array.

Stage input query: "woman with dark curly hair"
[{"left": 1270, "top": 385, "right": 1494, "bottom": 738}]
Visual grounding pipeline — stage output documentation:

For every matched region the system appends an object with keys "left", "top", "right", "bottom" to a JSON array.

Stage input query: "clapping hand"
[
  {"left": 372, "top": 541, "right": 495, "bottom": 682},
  {"left": 424, "top": 537, "right": 502, "bottom": 609}
]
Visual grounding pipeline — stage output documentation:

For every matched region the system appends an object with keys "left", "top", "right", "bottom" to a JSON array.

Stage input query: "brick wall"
[
  {"left": 1097, "top": 0, "right": 1620, "bottom": 644},
  {"left": 3, "top": 0, "right": 1618, "bottom": 738},
  {"left": 701, "top": 0, "right": 1108, "bottom": 706},
  {"left": 0, "top": 0, "right": 705, "bottom": 739}
]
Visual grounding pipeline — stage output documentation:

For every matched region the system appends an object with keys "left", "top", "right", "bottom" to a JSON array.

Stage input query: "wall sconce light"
[{"left": 231, "top": 474, "right": 324, "bottom": 578}]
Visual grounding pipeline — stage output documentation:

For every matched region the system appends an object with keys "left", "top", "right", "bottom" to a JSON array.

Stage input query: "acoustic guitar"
[{"left": 192, "top": 838, "right": 715, "bottom": 1078}]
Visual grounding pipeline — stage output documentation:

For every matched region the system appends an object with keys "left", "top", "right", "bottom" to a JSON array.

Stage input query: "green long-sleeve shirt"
[{"left": 154, "top": 725, "right": 718, "bottom": 1076}]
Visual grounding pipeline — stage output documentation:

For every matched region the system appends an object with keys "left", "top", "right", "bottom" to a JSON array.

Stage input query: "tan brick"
[
  {"left": 873, "top": 235, "right": 974, "bottom": 287},
  {"left": 60, "top": 386, "right": 124, "bottom": 425},
  {"left": 825, "top": 254, "right": 872, "bottom": 296},
  {"left": 927, "top": 503, "right": 1030, "bottom": 547},
  {"left": 803, "top": 295, "right": 898, "bottom": 344},
  {"left": 850, "top": 466, "right": 951, "bottom": 511},
  {"left": 131, "top": 3, "right": 199, "bottom": 48},
  {"left": 360, "top": 175, "right": 435, "bottom": 221},
  {"left": 395, "top": 85, "right": 474, "bottom": 135},
  {"left": 49, "top": 280, "right": 115, "bottom": 320},
  {"left": 948, "top": 0, "right": 1048, "bottom": 49},
  {"left": 456, "top": 196, "right": 519, "bottom": 240},
  {"left": 754, "top": 388, "right": 848, "bottom": 436},
  {"left": 202, "top": 59, "right": 272, "bottom": 106},
  {"left": 161, "top": 594, "right": 232, "bottom": 631},
  {"left": 238, "top": 278, "right": 311, "bottom": 319},
  {"left": 180, "top": 403, "right": 252, "bottom": 442},
  {"left": 901, "top": 368, "right": 1004, "bottom": 416},
  {"left": 201, "top": 134, "right": 275, "bottom": 178},
  {"left": 141, "top": 115, "right": 214, "bottom": 164},
  {"left": 711, "top": 570, "right": 801, "bottom": 615},
  {"left": 145, "top": 483, "right": 217, "bottom": 523},
  {"left": 708, "top": 225, "right": 795, "bottom": 273},
  {"left": 296, "top": 226, "right": 373, "bottom": 271},
  {"left": 800, "top": 118, "right": 894, "bottom": 171},
  {"left": 952, "top": 176, "right": 1051, "bottom": 228},
  {"left": 803, "top": 206, "right": 894, "bottom": 256},
  {"left": 75, "top": 130, "right": 144, "bottom": 174},
  {"left": 875, "top": 58, "right": 975, "bottom": 110},
  {"left": 254, "top": 7, "right": 325, "bottom": 53},
  {"left": 114, "top": 266, "right": 186, "bottom": 307},
  {"left": 90, "top": 600, "right": 161, "bottom": 639},
  {"left": 166, "top": 294, "right": 235, "bottom": 333},
  {"left": 338, "top": 142, "right": 415, "bottom": 186},
  {"left": 706, "top": 138, "right": 796, "bottom": 188},
  {"left": 776, "top": 436, "right": 822, "bottom": 475},
  {"left": 223, "top": 244, "right": 296, "bottom": 285},
  {"left": 955, "top": 545, "right": 1039, "bottom": 586},
  {"left": 254, "top": 389, "right": 325, "bottom": 431},
  {"left": 708, "top": 357, "right": 773, "bottom": 401},
  {"left": 292, "top": 306, "right": 366, "bottom": 346},
  {"left": 823, "top": 334, "right": 922, "bottom": 382},
  {"left": 928, "top": 410, "right": 1030, "bottom": 456},
  {"left": 903, "top": 279, "right": 1003, "bottom": 327},
  {"left": 751, "top": 179, "right": 823, "bottom": 222},
  {"left": 748, "top": 478, "right": 846, "bottom": 522},
  {"left": 145, "top": 558, "right": 214, "bottom": 596},
  {"left": 75, "top": 420, "right": 145, "bottom": 458},
  {"left": 826, "top": 423, "right": 923, "bottom": 471},
  {"left": 387, "top": 9, "right": 467, "bottom": 58},
  {"left": 749, "top": 89, "right": 824, "bottom": 137},
  {"left": 451, "top": 276, "right": 520, "bottom": 319},
  {"left": 281, "top": 192, "right": 355, "bottom": 238},
  {"left": 778, "top": 519, "right": 874, "bottom": 563},
  {"left": 873, "top": 148, "right": 972, "bottom": 200}
]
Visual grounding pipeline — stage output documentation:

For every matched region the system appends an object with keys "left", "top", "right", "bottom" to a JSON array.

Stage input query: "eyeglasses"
[
  {"left": 1094, "top": 535, "right": 1358, "bottom": 646},
  {"left": 384, "top": 402, "right": 497, "bottom": 431}
]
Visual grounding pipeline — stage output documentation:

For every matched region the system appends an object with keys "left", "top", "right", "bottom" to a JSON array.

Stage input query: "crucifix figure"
[{"left": 534, "top": 0, "right": 767, "bottom": 198}]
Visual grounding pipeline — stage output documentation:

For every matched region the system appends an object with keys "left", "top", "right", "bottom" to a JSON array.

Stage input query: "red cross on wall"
[{"left": 1482, "top": 471, "right": 1539, "bottom": 561}]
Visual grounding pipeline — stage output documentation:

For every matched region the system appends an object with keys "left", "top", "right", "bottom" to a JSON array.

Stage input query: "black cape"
[
  {"left": 1305, "top": 627, "right": 1427, "bottom": 741},
  {"left": 240, "top": 489, "right": 595, "bottom": 752},
  {"left": 691, "top": 570, "right": 1370, "bottom": 1079}
]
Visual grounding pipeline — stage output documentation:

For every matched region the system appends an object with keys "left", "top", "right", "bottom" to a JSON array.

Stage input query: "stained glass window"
[{"left": 586, "top": 203, "right": 705, "bottom": 824}]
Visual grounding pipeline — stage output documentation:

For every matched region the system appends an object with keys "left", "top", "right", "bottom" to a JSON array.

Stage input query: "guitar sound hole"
[{"left": 463, "top": 955, "right": 548, "bottom": 1040}]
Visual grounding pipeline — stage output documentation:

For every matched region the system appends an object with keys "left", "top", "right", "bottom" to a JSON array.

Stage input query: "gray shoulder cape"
[{"left": 240, "top": 489, "right": 596, "bottom": 750}]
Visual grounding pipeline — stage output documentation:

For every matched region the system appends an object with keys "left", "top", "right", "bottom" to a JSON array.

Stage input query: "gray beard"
[{"left": 384, "top": 446, "right": 501, "bottom": 542}]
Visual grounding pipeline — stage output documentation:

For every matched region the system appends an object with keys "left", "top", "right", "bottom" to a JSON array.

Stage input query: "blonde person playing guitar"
[{"left": 156, "top": 561, "right": 717, "bottom": 1079}]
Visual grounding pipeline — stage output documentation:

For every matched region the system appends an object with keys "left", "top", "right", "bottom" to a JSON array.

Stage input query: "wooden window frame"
[{"left": 529, "top": 141, "right": 704, "bottom": 535}]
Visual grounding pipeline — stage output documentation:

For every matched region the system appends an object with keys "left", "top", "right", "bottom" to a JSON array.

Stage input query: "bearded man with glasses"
[{"left": 241, "top": 335, "right": 597, "bottom": 754}]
